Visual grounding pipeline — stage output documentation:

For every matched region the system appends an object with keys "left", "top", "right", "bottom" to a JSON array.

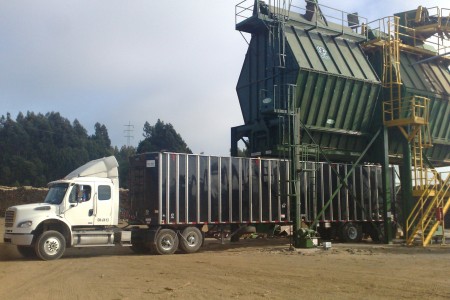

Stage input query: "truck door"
[
  {"left": 64, "top": 183, "right": 95, "bottom": 226},
  {"left": 93, "top": 183, "right": 114, "bottom": 226}
]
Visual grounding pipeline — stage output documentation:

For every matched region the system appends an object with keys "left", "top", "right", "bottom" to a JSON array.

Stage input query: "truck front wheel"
[
  {"left": 179, "top": 227, "right": 203, "bottom": 253},
  {"left": 153, "top": 229, "right": 179, "bottom": 255},
  {"left": 35, "top": 230, "right": 66, "bottom": 260}
]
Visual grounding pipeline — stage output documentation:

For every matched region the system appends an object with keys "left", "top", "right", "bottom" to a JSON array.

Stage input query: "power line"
[{"left": 123, "top": 121, "right": 134, "bottom": 146}]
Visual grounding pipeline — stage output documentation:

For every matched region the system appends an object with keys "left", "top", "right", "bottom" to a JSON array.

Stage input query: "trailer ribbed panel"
[{"left": 130, "top": 153, "right": 291, "bottom": 225}]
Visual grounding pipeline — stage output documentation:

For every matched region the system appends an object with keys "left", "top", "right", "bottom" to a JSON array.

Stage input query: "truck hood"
[
  {"left": 5, "top": 203, "right": 61, "bottom": 233},
  {"left": 8, "top": 203, "right": 60, "bottom": 222}
]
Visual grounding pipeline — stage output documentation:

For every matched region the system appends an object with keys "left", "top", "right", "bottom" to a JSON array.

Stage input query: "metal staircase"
[
  {"left": 406, "top": 172, "right": 450, "bottom": 246},
  {"left": 363, "top": 15, "right": 449, "bottom": 246}
]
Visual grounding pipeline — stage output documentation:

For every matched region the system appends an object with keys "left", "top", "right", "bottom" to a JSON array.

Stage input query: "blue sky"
[{"left": 1, "top": 0, "right": 448, "bottom": 156}]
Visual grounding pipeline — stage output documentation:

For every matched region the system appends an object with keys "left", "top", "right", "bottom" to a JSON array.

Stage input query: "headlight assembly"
[{"left": 18, "top": 221, "right": 33, "bottom": 228}]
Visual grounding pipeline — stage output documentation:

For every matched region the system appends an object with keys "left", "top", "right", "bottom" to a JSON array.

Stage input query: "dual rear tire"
[
  {"left": 147, "top": 226, "right": 203, "bottom": 255},
  {"left": 152, "top": 228, "right": 179, "bottom": 255}
]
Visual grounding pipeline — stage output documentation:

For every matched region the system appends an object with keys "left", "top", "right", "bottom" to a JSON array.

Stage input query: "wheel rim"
[
  {"left": 186, "top": 233, "right": 198, "bottom": 247},
  {"left": 160, "top": 234, "right": 174, "bottom": 251},
  {"left": 43, "top": 237, "right": 61, "bottom": 256},
  {"left": 347, "top": 226, "right": 357, "bottom": 240}
]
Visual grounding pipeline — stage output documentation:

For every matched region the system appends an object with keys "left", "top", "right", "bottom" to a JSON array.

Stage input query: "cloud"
[{"left": 0, "top": 0, "right": 247, "bottom": 155}]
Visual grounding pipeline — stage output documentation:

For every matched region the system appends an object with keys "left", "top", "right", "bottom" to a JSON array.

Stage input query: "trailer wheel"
[
  {"left": 17, "top": 246, "right": 37, "bottom": 259},
  {"left": 179, "top": 227, "right": 203, "bottom": 253},
  {"left": 154, "top": 229, "right": 179, "bottom": 255},
  {"left": 339, "top": 223, "right": 362, "bottom": 243},
  {"left": 34, "top": 230, "right": 66, "bottom": 261}
]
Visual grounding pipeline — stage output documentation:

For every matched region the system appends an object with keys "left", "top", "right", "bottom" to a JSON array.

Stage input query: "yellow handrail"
[
  {"left": 423, "top": 174, "right": 450, "bottom": 245},
  {"left": 383, "top": 96, "right": 430, "bottom": 124},
  {"left": 406, "top": 172, "right": 450, "bottom": 246}
]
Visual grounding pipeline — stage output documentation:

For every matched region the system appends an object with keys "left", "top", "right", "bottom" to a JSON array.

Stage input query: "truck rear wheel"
[
  {"left": 339, "top": 222, "right": 362, "bottom": 243},
  {"left": 153, "top": 229, "right": 179, "bottom": 255},
  {"left": 17, "top": 246, "right": 37, "bottom": 259},
  {"left": 179, "top": 227, "right": 203, "bottom": 253},
  {"left": 35, "top": 230, "right": 66, "bottom": 261}
]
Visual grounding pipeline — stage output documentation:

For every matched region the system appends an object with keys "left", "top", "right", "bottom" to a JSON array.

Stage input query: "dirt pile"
[{"left": 0, "top": 186, "right": 47, "bottom": 216}]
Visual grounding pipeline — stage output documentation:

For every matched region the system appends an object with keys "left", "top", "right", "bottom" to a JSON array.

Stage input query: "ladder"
[
  {"left": 267, "top": 0, "right": 292, "bottom": 68},
  {"left": 299, "top": 145, "right": 319, "bottom": 225},
  {"left": 275, "top": 84, "right": 302, "bottom": 238}
]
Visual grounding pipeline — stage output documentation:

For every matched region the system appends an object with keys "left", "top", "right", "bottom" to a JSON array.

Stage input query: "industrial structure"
[{"left": 232, "top": 0, "right": 449, "bottom": 246}]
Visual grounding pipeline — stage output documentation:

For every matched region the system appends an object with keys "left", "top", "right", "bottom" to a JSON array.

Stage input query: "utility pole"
[{"left": 123, "top": 121, "right": 134, "bottom": 146}]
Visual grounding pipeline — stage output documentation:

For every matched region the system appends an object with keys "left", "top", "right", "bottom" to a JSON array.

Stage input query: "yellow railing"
[
  {"left": 383, "top": 96, "right": 430, "bottom": 126},
  {"left": 364, "top": 7, "right": 450, "bottom": 57},
  {"left": 406, "top": 172, "right": 450, "bottom": 246},
  {"left": 414, "top": 165, "right": 441, "bottom": 192}
]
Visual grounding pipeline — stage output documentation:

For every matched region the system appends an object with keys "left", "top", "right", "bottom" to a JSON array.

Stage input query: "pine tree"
[{"left": 137, "top": 119, "right": 192, "bottom": 154}]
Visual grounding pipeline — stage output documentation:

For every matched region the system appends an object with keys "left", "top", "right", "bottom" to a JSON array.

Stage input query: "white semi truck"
[
  {"left": 3, "top": 156, "right": 133, "bottom": 260},
  {"left": 4, "top": 152, "right": 390, "bottom": 260},
  {"left": 3, "top": 153, "right": 291, "bottom": 260}
]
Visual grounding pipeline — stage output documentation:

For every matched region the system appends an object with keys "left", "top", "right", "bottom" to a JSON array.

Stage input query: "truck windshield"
[{"left": 44, "top": 183, "right": 69, "bottom": 205}]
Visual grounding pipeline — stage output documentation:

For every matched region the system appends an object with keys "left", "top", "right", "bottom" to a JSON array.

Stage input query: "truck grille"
[{"left": 5, "top": 210, "right": 15, "bottom": 228}]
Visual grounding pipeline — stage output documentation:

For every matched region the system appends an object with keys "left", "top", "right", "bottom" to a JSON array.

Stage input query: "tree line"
[{"left": 0, "top": 112, "right": 191, "bottom": 188}]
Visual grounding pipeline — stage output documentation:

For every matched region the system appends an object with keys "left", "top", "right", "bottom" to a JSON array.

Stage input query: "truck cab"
[{"left": 3, "top": 156, "right": 128, "bottom": 260}]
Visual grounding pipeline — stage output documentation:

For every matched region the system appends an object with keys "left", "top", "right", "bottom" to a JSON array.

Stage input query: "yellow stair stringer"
[
  {"left": 405, "top": 175, "right": 437, "bottom": 245},
  {"left": 406, "top": 173, "right": 450, "bottom": 246},
  {"left": 423, "top": 175, "right": 450, "bottom": 246}
]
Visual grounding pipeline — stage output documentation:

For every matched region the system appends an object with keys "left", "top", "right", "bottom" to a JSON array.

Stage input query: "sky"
[{"left": 1, "top": 0, "right": 449, "bottom": 156}]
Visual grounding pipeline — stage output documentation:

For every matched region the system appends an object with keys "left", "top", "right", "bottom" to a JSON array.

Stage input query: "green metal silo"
[{"left": 232, "top": 1, "right": 382, "bottom": 162}]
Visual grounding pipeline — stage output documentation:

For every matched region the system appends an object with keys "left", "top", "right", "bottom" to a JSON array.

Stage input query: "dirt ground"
[{"left": 1, "top": 218, "right": 449, "bottom": 300}]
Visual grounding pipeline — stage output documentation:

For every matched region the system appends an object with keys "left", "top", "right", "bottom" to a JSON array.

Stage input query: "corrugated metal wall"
[
  {"left": 235, "top": 5, "right": 449, "bottom": 165},
  {"left": 387, "top": 52, "right": 450, "bottom": 163}
]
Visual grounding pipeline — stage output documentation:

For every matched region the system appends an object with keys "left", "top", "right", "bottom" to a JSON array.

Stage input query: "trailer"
[{"left": 126, "top": 152, "right": 291, "bottom": 254}]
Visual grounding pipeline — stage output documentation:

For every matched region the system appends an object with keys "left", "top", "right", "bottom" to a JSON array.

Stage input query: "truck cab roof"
[{"left": 64, "top": 156, "right": 118, "bottom": 180}]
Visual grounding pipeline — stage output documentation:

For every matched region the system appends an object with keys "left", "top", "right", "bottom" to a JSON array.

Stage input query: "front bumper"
[{"left": 3, "top": 233, "right": 34, "bottom": 246}]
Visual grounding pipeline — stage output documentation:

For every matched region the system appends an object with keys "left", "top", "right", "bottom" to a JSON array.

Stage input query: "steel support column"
[
  {"left": 231, "top": 127, "right": 239, "bottom": 157},
  {"left": 380, "top": 127, "right": 393, "bottom": 243},
  {"left": 400, "top": 137, "right": 413, "bottom": 232}
]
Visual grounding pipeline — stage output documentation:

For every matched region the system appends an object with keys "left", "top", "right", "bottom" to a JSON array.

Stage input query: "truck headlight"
[{"left": 18, "top": 221, "right": 33, "bottom": 228}]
